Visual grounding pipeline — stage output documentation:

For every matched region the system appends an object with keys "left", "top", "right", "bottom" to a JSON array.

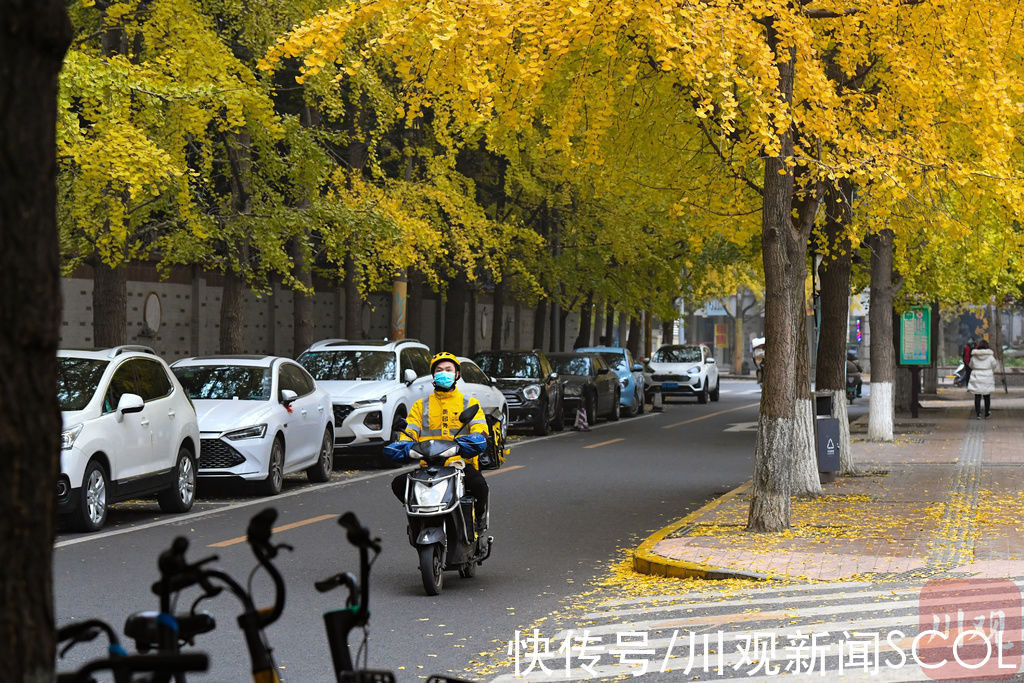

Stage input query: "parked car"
[
  {"left": 648, "top": 344, "right": 720, "bottom": 403},
  {"left": 456, "top": 357, "right": 509, "bottom": 469},
  {"left": 576, "top": 346, "right": 645, "bottom": 416},
  {"left": 57, "top": 346, "right": 201, "bottom": 532},
  {"left": 171, "top": 355, "right": 333, "bottom": 495},
  {"left": 297, "top": 339, "right": 435, "bottom": 452},
  {"left": 472, "top": 350, "right": 564, "bottom": 435},
  {"left": 548, "top": 352, "right": 621, "bottom": 424}
]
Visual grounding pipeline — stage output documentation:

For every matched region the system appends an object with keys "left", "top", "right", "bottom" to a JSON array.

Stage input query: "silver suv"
[
  {"left": 57, "top": 346, "right": 201, "bottom": 531},
  {"left": 297, "top": 339, "right": 434, "bottom": 451}
]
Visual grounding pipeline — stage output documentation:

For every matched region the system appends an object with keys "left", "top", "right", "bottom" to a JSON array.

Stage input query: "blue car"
[{"left": 575, "top": 346, "right": 646, "bottom": 416}]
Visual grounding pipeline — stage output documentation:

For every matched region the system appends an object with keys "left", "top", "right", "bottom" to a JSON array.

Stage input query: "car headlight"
[
  {"left": 61, "top": 423, "right": 83, "bottom": 451},
  {"left": 224, "top": 424, "right": 268, "bottom": 440},
  {"left": 355, "top": 397, "right": 385, "bottom": 406},
  {"left": 522, "top": 384, "right": 541, "bottom": 401},
  {"left": 563, "top": 384, "right": 582, "bottom": 396},
  {"left": 687, "top": 366, "right": 701, "bottom": 375},
  {"left": 413, "top": 479, "right": 449, "bottom": 507}
]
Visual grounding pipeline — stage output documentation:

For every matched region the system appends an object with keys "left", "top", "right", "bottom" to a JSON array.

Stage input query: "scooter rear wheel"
[{"left": 419, "top": 544, "right": 443, "bottom": 595}]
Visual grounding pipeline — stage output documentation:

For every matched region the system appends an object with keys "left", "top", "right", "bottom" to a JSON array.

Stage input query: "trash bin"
[{"left": 815, "top": 392, "right": 840, "bottom": 483}]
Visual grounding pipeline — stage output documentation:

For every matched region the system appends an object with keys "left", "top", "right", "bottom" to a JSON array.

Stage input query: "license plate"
[{"left": 662, "top": 382, "right": 678, "bottom": 389}]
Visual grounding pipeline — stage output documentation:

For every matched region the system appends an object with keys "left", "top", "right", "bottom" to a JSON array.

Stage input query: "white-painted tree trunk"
[
  {"left": 749, "top": 415, "right": 794, "bottom": 531},
  {"left": 831, "top": 389, "right": 855, "bottom": 474},
  {"left": 791, "top": 398, "right": 822, "bottom": 496},
  {"left": 868, "top": 381, "right": 894, "bottom": 442}
]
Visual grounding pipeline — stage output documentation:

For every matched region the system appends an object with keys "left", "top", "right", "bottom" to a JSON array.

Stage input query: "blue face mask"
[{"left": 433, "top": 370, "right": 456, "bottom": 390}]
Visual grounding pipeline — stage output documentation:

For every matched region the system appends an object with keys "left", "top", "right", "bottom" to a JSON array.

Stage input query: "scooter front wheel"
[{"left": 419, "top": 543, "right": 443, "bottom": 595}]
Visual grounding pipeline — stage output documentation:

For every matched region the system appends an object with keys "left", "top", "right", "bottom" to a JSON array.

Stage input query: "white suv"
[
  {"left": 297, "top": 339, "right": 434, "bottom": 451},
  {"left": 57, "top": 346, "right": 201, "bottom": 531},
  {"left": 648, "top": 344, "right": 721, "bottom": 404}
]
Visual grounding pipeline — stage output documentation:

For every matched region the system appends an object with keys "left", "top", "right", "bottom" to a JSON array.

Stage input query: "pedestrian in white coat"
[{"left": 967, "top": 339, "right": 999, "bottom": 418}]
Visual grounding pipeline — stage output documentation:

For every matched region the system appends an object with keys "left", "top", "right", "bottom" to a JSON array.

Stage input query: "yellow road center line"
[
  {"left": 661, "top": 402, "right": 761, "bottom": 429},
  {"left": 584, "top": 438, "right": 625, "bottom": 449},
  {"left": 484, "top": 465, "right": 524, "bottom": 477},
  {"left": 209, "top": 513, "right": 336, "bottom": 548}
]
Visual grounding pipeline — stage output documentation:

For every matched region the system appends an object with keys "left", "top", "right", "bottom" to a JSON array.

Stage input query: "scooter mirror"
[{"left": 458, "top": 404, "right": 480, "bottom": 424}]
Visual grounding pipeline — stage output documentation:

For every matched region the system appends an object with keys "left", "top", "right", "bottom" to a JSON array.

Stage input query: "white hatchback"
[
  {"left": 171, "top": 356, "right": 334, "bottom": 496},
  {"left": 57, "top": 346, "right": 201, "bottom": 532},
  {"left": 648, "top": 344, "right": 721, "bottom": 404}
]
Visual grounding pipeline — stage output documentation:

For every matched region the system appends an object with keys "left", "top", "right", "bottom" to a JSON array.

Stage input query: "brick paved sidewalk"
[{"left": 634, "top": 387, "right": 1024, "bottom": 582}]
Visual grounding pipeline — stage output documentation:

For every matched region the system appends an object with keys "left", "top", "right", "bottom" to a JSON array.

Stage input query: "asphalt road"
[{"left": 53, "top": 380, "right": 804, "bottom": 681}]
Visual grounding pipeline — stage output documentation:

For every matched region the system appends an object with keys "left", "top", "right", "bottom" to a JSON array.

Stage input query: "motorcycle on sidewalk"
[{"left": 392, "top": 407, "right": 494, "bottom": 596}]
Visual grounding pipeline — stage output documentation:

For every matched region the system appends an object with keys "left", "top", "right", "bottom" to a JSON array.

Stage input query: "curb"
[{"left": 632, "top": 482, "right": 768, "bottom": 581}]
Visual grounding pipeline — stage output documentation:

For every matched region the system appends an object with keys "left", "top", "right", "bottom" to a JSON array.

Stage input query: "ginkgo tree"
[{"left": 267, "top": 0, "right": 1024, "bottom": 530}]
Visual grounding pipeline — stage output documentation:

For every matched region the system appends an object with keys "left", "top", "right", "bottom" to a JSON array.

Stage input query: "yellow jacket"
[{"left": 399, "top": 388, "right": 489, "bottom": 469}]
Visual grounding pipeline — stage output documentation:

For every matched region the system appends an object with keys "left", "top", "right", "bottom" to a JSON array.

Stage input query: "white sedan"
[
  {"left": 171, "top": 356, "right": 334, "bottom": 495},
  {"left": 457, "top": 357, "right": 508, "bottom": 469}
]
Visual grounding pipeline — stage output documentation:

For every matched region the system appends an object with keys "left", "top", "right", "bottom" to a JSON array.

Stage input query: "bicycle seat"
[{"left": 124, "top": 610, "right": 216, "bottom": 650}]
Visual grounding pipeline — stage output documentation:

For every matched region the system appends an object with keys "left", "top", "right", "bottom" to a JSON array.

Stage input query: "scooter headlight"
[{"left": 413, "top": 479, "right": 450, "bottom": 507}]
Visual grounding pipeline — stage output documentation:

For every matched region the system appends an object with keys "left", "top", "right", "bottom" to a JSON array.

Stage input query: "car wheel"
[
  {"left": 533, "top": 400, "right": 551, "bottom": 436},
  {"left": 608, "top": 389, "right": 620, "bottom": 421},
  {"left": 72, "top": 459, "right": 108, "bottom": 532},
  {"left": 697, "top": 380, "right": 709, "bottom": 404},
  {"left": 710, "top": 378, "right": 721, "bottom": 402},
  {"left": 260, "top": 438, "right": 285, "bottom": 496},
  {"left": 306, "top": 427, "right": 334, "bottom": 483},
  {"left": 389, "top": 408, "right": 407, "bottom": 441},
  {"left": 625, "top": 387, "right": 639, "bottom": 417},
  {"left": 636, "top": 387, "right": 646, "bottom": 415},
  {"left": 550, "top": 396, "right": 565, "bottom": 432},
  {"left": 158, "top": 446, "right": 196, "bottom": 513}
]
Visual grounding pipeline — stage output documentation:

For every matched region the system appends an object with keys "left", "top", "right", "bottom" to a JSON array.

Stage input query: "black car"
[
  {"left": 472, "top": 350, "right": 564, "bottom": 435},
  {"left": 547, "top": 352, "right": 620, "bottom": 425}
]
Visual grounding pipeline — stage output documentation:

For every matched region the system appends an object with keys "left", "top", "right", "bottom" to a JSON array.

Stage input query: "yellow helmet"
[{"left": 430, "top": 351, "right": 461, "bottom": 373}]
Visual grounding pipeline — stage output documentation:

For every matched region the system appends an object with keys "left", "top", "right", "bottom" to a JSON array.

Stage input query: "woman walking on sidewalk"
[{"left": 968, "top": 339, "right": 999, "bottom": 418}]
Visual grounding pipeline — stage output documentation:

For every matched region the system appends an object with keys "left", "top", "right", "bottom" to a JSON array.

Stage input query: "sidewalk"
[{"left": 634, "top": 386, "right": 1024, "bottom": 582}]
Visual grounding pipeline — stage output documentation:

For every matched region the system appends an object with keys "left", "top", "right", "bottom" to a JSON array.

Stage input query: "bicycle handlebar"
[
  {"left": 339, "top": 512, "right": 381, "bottom": 553},
  {"left": 57, "top": 652, "right": 209, "bottom": 682}
]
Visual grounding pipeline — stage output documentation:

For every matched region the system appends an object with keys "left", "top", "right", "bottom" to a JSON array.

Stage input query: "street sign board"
[{"left": 899, "top": 306, "right": 932, "bottom": 366}]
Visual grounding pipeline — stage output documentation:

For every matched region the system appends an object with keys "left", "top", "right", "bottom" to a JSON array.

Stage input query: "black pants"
[
  {"left": 974, "top": 394, "right": 991, "bottom": 416},
  {"left": 391, "top": 466, "right": 489, "bottom": 522}
]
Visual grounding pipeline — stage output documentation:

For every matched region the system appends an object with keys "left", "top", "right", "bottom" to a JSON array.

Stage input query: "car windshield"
[
  {"left": 652, "top": 347, "right": 702, "bottom": 363},
  {"left": 57, "top": 358, "right": 109, "bottom": 411},
  {"left": 298, "top": 350, "right": 396, "bottom": 381},
  {"left": 173, "top": 365, "right": 272, "bottom": 401},
  {"left": 550, "top": 356, "right": 591, "bottom": 376},
  {"left": 473, "top": 353, "right": 540, "bottom": 379},
  {"left": 598, "top": 353, "right": 628, "bottom": 373}
]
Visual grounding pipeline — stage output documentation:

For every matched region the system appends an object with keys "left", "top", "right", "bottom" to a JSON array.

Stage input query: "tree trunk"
[
  {"left": 617, "top": 312, "right": 628, "bottom": 348},
  {"left": 573, "top": 294, "right": 593, "bottom": 349},
  {"left": 644, "top": 310, "right": 653, "bottom": 358},
  {"left": 490, "top": 280, "right": 505, "bottom": 350},
  {"left": 344, "top": 254, "right": 362, "bottom": 339},
  {"left": 406, "top": 271, "right": 423, "bottom": 340},
  {"left": 593, "top": 301, "right": 605, "bottom": 346},
  {"left": 292, "top": 237, "right": 314, "bottom": 357},
  {"left": 792, "top": 289, "right": 822, "bottom": 497},
  {"left": 219, "top": 271, "right": 245, "bottom": 354},
  {"left": 93, "top": 260, "right": 127, "bottom": 347},
  {"left": 604, "top": 303, "right": 615, "bottom": 345},
  {"left": 733, "top": 309, "right": 744, "bottom": 373},
  {"left": 749, "top": 23, "right": 799, "bottom": 532},
  {"left": 533, "top": 298, "right": 548, "bottom": 350},
  {"left": 923, "top": 301, "right": 939, "bottom": 394},
  {"left": 662, "top": 319, "right": 674, "bottom": 347},
  {"left": 625, "top": 315, "right": 641, "bottom": 358},
  {"left": 868, "top": 229, "right": 896, "bottom": 441},
  {"left": 1, "top": 4, "right": 71, "bottom": 679},
  {"left": 815, "top": 180, "right": 855, "bottom": 472},
  {"left": 443, "top": 276, "right": 469, "bottom": 354}
]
